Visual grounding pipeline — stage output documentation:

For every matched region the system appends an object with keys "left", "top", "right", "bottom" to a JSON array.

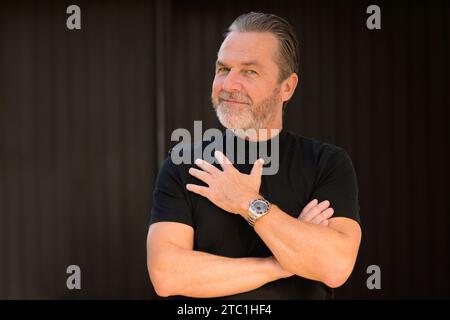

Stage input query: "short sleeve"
[
  {"left": 149, "top": 156, "right": 194, "bottom": 227},
  {"left": 311, "top": 148, "right": 360, "bottom": 224}
]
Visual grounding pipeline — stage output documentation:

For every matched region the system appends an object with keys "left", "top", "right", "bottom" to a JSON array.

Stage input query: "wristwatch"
[{"left": 247, "top": 198, "right": 272, "bottom": 227}]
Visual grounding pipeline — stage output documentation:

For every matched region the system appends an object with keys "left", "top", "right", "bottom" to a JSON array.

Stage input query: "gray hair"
[{"left": 226, "top": 12, "right": 299, "bottom": 82}]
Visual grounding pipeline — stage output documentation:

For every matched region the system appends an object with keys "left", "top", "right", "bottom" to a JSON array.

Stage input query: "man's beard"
[{"left": 212, "top": 87, "right": 281, "bottom": 131}]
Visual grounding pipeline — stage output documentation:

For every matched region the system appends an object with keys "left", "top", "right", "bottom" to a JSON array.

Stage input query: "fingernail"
[
  {"left": 195, "top": 159, "right": 202, "bottom": 165},
  {"left": 259, "top": 158, "right": 265, "bottom": 165}
]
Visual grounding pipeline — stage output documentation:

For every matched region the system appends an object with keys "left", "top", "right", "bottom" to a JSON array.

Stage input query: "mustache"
[{"left": 218, "top": 91, "right": 252, "bottom": 105}]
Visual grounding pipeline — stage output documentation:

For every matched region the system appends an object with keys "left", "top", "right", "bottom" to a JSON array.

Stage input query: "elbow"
[
  {"left": 148, "top": 263, "right": 177, "bottom": 298},
  {"left": 151, "top": 275, "right": 172, "bottom": 297},
  {"left": 323, "top": 260, "right": 354, "bottom": 289},
  {"left": 323, "top": 274, "right": 348, "bottom": 289}
]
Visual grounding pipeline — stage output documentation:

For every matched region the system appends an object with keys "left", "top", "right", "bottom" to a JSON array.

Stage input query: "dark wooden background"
[{"left": 0, "top": 0, "right": 449, "bottom": 299}]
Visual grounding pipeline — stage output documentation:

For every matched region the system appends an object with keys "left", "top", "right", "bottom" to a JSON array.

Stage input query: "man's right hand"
[
  {"left": 298, "top": 199, "right": 334, "bottom": 226},
  {"left": 269, "top": 199, "right": 334, "bottom": 278}
]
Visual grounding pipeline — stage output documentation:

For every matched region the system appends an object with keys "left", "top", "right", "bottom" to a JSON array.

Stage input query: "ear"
[{"left": 280, "top": 73, "right": 299, "bottom": 103}]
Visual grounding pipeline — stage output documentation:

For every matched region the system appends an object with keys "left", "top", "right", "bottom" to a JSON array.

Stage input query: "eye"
[
  {"left": 216, "top": 67, "right": 230, "bottom": 74},
  {"left": 244, "top": 70, "right": 257, "bottom": 75}
]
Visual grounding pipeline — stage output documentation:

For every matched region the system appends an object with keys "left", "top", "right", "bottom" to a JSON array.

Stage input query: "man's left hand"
[{"left": 186, "top": 150, "right": 263, "bottom": 218}]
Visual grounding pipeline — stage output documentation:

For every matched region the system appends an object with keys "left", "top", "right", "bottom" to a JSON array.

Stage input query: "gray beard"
[{"left": 212, "top": 87, "right": 280, "bottom": 131}]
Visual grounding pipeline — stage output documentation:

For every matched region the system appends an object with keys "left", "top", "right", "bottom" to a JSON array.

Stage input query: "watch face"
[
  {"left": 248, "top": 199, "right": 271, "bottom": 226},
  {"left": 252, "top": 199, "right": 269, "bottom": 215}
]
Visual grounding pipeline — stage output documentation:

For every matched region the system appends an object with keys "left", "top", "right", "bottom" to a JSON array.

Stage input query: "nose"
[{"left": 222, "top": 69, "right": 243, "bottom": 92}]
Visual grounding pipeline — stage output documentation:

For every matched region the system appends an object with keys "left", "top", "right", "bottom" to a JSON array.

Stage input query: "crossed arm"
[
  {"left": 147, "top": 200, "right": 360, "bottom": 298},
  {"left": 147, "top": 222, "right": 290, "bottom": 298},
  {"left": 147, "top": 152, "right": 361, "bottom": 298}
]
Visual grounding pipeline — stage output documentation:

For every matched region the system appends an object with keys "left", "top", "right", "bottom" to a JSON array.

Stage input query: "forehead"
[{"left": 218, "top": 31, "right": 279, "bottom": 66}]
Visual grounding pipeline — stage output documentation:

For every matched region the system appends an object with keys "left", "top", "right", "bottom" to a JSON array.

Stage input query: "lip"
[{"left": 220, "top": 99, "right": 249, "bottom": 105}]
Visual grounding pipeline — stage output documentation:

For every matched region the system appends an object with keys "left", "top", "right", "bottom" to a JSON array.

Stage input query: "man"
[{"left": 147, "top": 12, "right": 361, "bottom": 299}]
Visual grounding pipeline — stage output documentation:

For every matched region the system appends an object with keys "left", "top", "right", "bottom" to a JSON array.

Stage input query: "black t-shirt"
[{"left": 149, "top": 129, "right": 360, "bottom": 299}]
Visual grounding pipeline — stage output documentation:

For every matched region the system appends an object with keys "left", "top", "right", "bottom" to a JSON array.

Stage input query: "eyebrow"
[{"left": 216, "top": 60, "right": 262, "bottom": 68}]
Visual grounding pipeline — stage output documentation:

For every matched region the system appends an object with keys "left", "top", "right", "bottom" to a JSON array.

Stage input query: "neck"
[
  {"left": 233, "top": 128, "right": 282, "bottom": 142},
  {"left": 234, "top": 110, "right": 283, "bottom": 142},
  {"left": 232, "top": 122, "right": 283, "bottom": 142}
]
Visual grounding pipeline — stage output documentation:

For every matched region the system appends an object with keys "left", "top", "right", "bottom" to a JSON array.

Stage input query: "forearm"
[
  {"left": 253, "top": 205, "right": 351, "bottom": 286},
  {"left": 150, "top": 245, "right": 286, "bottom": 298}
]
